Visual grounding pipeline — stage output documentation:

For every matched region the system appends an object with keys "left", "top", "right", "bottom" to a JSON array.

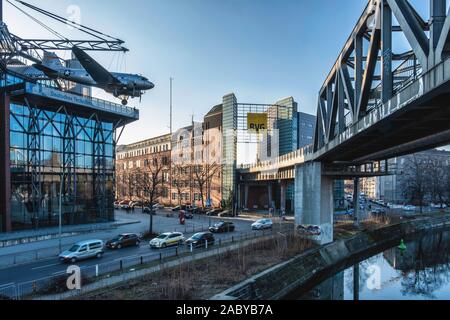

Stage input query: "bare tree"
[
  {"left": 428, "top": 156, "right": 449, "bottom": 208},
  {"left": 171, "top": 163, "right": 188, "bottom": 207},
  {"left": 192, "top": 163, "right": 222, "bottom": 209},
  {"left": 399, "top": 155, "right": 430, "bottom": 213},
  {"left": 135, "top": 155, "right": 168, "bottom": 234}
]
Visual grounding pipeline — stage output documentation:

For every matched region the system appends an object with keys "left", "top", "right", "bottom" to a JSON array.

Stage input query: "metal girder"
[
  {"left": 386, "top": 0, "right": 429, "bottom": 69},
  {"left": 63, "top": 114, "right": 77, "bottom": 214},
  {"left": 24, "top": 98, "right": 42, "bottom": 228},
  {"left": 11, "top": 36, "right": 128, "bottom": 52},
  {"left": 93, "top": 115, "right": 107, "bottom": 220},
  {"left": 339, "top": 64, "right": 355, "bottom": 118},
  {"left": 356, "top": 4, "right": 381, "bottom": 119},
  {"left": 313, "top": 0, "right": 450, "bottom": 153},
  {"left": 436, "top": 4, "right": 450, "bottom": 62}
]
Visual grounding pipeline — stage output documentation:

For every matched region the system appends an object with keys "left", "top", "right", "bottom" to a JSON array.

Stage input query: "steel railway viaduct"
[{"left": 238, "top": 0, "right": 450, "bottom": 243}]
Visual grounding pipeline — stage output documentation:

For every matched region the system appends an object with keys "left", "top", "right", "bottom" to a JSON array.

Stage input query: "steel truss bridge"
[{"left": 240, "top": 0, "right": 450, "bottom": 181}]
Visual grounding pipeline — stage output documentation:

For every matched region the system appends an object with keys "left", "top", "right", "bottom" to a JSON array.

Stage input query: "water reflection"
[{"left": 299, "top": 230, "right": 450, "bottom": 300}]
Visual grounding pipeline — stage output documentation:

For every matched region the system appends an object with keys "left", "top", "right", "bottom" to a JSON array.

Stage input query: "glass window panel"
[{"left": 10, "top": 132, "right": 24, "bottom": 149}]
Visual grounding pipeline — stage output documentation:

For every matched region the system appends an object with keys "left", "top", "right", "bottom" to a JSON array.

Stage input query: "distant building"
[
  {"left": 116, "top": 134, "right": 172, "bottom": 206},
  {"left": 377, "top": 149, "right": 450, "bottom": 204},
  {"left": 298, "top": 112, "right": 316, "bottom": 148}
]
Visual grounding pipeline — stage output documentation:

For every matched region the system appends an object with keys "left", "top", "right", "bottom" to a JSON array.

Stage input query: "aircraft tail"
[{"left": 42, "top": 51, "right": 63, "bottom": 70}]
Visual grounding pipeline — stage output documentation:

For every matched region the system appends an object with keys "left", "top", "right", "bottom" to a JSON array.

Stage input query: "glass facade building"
[
  {"left": 1, "top": 73, "right": 138, "bottom": 232},
  {"left": 9, "top": 104, "right": 115, "bottom": 230}
]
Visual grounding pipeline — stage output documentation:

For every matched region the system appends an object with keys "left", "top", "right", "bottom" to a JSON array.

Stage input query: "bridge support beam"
[
  {"left": 280, "top": 181, "right": 286, "bottom": 214},
  {"left": 294, "top": 162, "right": 333, "bottom": 245},
  {"left": 353, "top": 178, "right": 361, "bottom": 228}
]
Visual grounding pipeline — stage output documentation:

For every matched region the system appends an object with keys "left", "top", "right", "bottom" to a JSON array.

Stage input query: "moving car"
[
  {"left": 59, "top": 240, "right": 104, "bottom": 264},
  {"left": 106, "top": 233, "right": 141, "bottom": 249},
  {"left": 149, "top": 232, "right": 184, "bottom": 249},
  {"left": 185, "top": 232, "right": 215, "bottom": 248},
  {"left": 251, "top": 219, "right": 273, "bottom": 230},
  {"left": 209, "top": 221, "right": 235, "bottom": 233}
]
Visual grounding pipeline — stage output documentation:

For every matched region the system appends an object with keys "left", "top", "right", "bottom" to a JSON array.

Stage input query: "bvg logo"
[{"left": 247, "top": 113, "right": 268, "bottom": 133}]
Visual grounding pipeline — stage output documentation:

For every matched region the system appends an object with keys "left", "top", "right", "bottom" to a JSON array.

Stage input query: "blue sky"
[{"left": 5, "top": 0, "right": 432, "bottom": 145}]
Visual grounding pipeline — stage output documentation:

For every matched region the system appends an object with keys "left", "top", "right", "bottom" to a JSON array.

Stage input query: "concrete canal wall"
[{"left": 210, "top": 215, "right": 450, "bottom": 300}]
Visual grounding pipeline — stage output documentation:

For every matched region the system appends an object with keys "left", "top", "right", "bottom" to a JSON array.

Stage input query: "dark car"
[
  {"left": 143, "top": 207, "right": 157, "bottom": 215},
  {"left": 206, "top": 209, "right": 222, "bottom": 216},
  {"left": 209, "top": 221, "right": 235, "bottom": 233},
  {"left": 185, "top": 232, "right": 215, "bottom": 248},
  {"left": 106, "top": 233, "right": 141, "bottom": 249}
]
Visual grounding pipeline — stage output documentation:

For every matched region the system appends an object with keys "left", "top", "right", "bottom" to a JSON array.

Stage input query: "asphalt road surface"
[{"left": 0, "top": 210, "right": 288, "bottom": 289}]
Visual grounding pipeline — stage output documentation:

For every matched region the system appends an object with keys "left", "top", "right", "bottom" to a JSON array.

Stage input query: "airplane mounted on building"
[{"left": 33, "top": 47, "right": 155, "bottom": 105}]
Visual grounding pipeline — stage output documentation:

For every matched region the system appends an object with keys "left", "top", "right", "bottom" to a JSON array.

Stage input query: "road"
[{"left": 0, "top": 210, "right": 289, "bottom": 291}]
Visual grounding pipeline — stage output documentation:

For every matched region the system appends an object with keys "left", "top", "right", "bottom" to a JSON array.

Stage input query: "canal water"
[{"left": 297, "top": 229, "right": 450, "bottom": 300}]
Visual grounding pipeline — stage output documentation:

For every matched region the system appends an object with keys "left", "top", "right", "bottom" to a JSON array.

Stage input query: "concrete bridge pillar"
[
  {"left": 280, "top": 181, "right": 287, "bottom": 213},
  {"left": 353, "top": 178, "right": 361, "bottom": 228},
  {"left": 244, "top": 184, "right": 249, "bottom": 209},
  {"left": 267, "top": 183, "right": 273, "bottom": 210},
  {"left": 294, "top": 162, "right": 334, "bottom": 244}
]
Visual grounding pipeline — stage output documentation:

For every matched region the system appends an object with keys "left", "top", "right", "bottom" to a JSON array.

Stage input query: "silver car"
[
  {"left": 251, "top": 219, "right": 273, "bottom": 230},
  {"left": 59, "top": 240, "right": 104, "bottom": 263}
]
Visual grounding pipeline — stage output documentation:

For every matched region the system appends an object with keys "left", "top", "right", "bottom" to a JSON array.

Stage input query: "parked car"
[
  {"left": 106, "top": 233, "right": 140, "bottom": 249},
  {"left": 119, "top": 200, "right": 131, "bottom": 210},
  {"left": 172, "top": 205, "right": 181, "bottom": 212},
  {"left": 431, "top": 203, "right": 447, "bottom": 209},
  {"left": 251, "top": 219, "right": 273, "bottom": 230},
  {"left": 371, "top": 208, "right": 387, "bottom": 216},
  {"left": 206, "top": 209, "right": 222, "bottom": 216},
  {"left": 218, "top": 210, "right": 234, "bottom": 217},
  {"left": 59, "top": 240, "right": 104, "bottom": 264},
  {"left": 153, "top": 203, "right": 164, "bottom": 210},
  {"left": 209, "top": 221, "right": 235, "bottom": 233},
  {"left": 185, "top": 232, "right": 215, "bottom": 248},
  {"left": 403, "top": 205, "right": 416, "bottom": 212},
  {"left": 143, "top": 206, "right": 157, "bottom": 214},
  {"left": 180, "top": 210, "right": 194, "bottom": 219},
  {"left": 114, "top": 201, "right": 120, "bottom": 209},
  {"left": 149, "top": 232, "right": 184, "bottom": 249},
  {"left": 130, "top": 201, "right": 144, "bottom": 210}
]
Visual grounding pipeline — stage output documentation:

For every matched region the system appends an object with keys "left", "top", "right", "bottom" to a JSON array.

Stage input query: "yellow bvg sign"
[{"left": 247, "top": 113, "right": 268, "bottom": 132}]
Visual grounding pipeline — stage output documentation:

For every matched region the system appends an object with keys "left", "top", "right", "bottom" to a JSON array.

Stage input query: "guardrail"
[
  {"left": 3, "top": 223, "right": 293, "bottom": 300},
  {"left": 0, "top": 221, "right": 223, "bottom": 269}
]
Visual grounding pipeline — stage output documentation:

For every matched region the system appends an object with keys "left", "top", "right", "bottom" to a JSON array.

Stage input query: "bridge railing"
[
  {"left": 368, "top": 55, "right": 422, "bottom": 112},
  {"left": 239, "top": 144, "right": 314, "bottom": 172}
]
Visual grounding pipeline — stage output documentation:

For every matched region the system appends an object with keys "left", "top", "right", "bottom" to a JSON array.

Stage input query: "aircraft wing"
[{"left": 72, "top": 46, "right": 120, "bottom": 86}]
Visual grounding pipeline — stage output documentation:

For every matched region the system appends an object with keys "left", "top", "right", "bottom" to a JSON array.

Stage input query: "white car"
[
  {"left": 251, "top": 219, "right": 273, "bottom": 230},
  {"left": 403, "top": 205, "right": 416, "bottom": 212},
  {"left": 149, "top": 232, "right": 184, "bottom": 249}
]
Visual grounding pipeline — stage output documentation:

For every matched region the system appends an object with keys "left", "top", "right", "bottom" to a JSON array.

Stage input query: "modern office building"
[
  {"left": 1, "top": 70, "right": 138, "bottom": 233},
  {"left": 298, "top": 111, "right": 316, "bottom": 148}
]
